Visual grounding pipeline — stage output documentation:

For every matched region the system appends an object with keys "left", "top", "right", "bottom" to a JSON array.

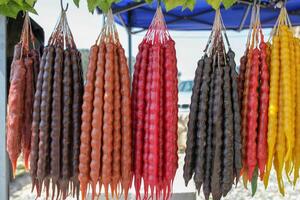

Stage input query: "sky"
[{"left": 31, "top": 0, "right": 271, "bottom": 80}]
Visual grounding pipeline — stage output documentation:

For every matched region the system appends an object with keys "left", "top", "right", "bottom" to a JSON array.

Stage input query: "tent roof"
[{"left": 106, "top": 0, "right": 300, "bottom": 32}]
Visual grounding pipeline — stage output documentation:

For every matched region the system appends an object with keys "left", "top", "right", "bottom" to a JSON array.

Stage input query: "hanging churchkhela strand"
[
  {"left": 131, "top": 6, "right": 178, "bottom": 200},
  {"left": 238, "top": 3, "right": 271, "bottom": 195},
  {"left": 78, "top": 9, "right": 132, "bottom": 200},
  {"left": 6, "top": 13, "right": 40, "bottom": 176},
  {"left": 30, "top": 7, "right": 84, "bottom": 200},
  {"left": 261, "top": 5, "right": 300, "bottom": 195},
  {"left": 183, "top": 9, "right": 242, "bottom": 200}
]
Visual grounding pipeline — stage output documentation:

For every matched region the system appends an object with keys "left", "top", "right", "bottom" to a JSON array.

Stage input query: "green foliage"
[
  {"left": 73, "top": 0, "right": 80, "bottom": 7},
  {"left": 136, "top": 0, "right": 236, "bottom": 12},
  {"left": 0, "top": 0, "right": 37, "bottom": 18},
  {"left": 0, "top": 0, "right": 237, "bottom": 18},
  {"left": 222, "top": 0, "right": 236, "bottom": 9},
  {"left": 86, "top": 0, "right": 120, "bottom": 13},
  {"left": 251, "top": 167, "right": 259, "bottom": 197}
]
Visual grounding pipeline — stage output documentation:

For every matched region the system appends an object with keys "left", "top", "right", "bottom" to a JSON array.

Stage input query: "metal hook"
[{"left": 60, "top": 0, "right": 69, "bottom": 12}]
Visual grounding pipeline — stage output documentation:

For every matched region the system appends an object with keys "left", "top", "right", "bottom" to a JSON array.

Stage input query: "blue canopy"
[{"left": 110, "top": 0, "right": 300, "bottom": 31}]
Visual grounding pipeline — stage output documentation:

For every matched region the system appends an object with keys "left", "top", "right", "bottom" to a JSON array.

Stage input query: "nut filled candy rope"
[
  {"left": 211, "top": 66, "right": 224, "bottom": 200},
  {"left": 285, "top": 31, "right": 296, "bottom": 176},
  {"left": 101, "top": 41, "right": 114, "bottom": 199},
  {"left": 194, "top": 56, "right": 212, "bottom": 192},
  {"left": 148, "top": 44, "right": 161, "bottom": 197},
  {"left": 227, "top": 49, "right": 242, "bottom": 183},
  {"left": 90, "top": 42, "right": 105, "bottom": 199},
  {"left": 203, "top": 56, "right": 214, "bottom": 200},
  {"left": 163, "top": 39, "right": 178, "bottom": 200},
  {"left": 23, "top": 57, "right": 34, "bottom": 170},
  {"left": 37, "top": 46, "right": 54, "bottom": 196},
  {"left": 61, "top": 49, "right": 73, "bottom": 199},
  {"left": 183, "top": 56, "right": 204, "bottom": 186},
  {"left": 50, "top": 46, "right": 63, "bottom": 190},
  {"left": 134, "top": 42, "right": 149, "bottom": 199},
  {"left": 118, "top": 44, "right": 132, "bottom": 199},
  {"left": 79, "top": 45, "right": 99, "bottom": 200},
  {"left": 222, "top": 64, "right": 234, "bottom": 196},
  {"left": 31, "top": 47, "right": 48, "bottom": 190},
  {"left": 132, "top": 42, "right": 144, "bottom": 150},
  {"left": 7, "top": 60, "right": 26, "bottom": 176},
  {"left": 71, "top": 49, "right": 84, "bottom": 198},
  {"left": 158, "top": 46, "right": 165, "bottom": 197},
  {"left": 294, "top": 38, "right": 300, "bottom": 185},
  {"left": 264, "top": 36, "right": 280, "bottom": 188},
  {"left": 246, "top": 48, "right": 260, "bottom": 181},
  {"left": 275, "top": 25, "right": 290, "bottom": 195},
  {"left": 143, "top": 45, "right": 153, "bottom": 198},
  {"left": 111, "top": 43, "right": 121, "bottom": 196},
  {"left": 257, "top": 38, "right": 269, "bottom": 180},
  {"left": 241, "top": 48, "right": 253, "bottom": 183}
]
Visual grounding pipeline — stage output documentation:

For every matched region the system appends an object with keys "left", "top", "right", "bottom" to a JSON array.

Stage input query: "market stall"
[{"left": 1, "top": 0, "right": 300, "bottom": 200}]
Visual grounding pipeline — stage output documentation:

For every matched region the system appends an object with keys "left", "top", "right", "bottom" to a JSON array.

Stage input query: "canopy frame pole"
[
  {"left": 238, "top": 4, "right": 252, "bottom": 31},
  {"left": 0, "top": 15, "right": 9, "bottom": 200},
  {"left": 98, "top": 1, "right": 147, "bottom": 15}
]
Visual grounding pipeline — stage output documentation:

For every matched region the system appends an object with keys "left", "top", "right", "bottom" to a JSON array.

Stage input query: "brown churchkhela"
[
  {"left": 183, "top": 9, "right": 242, "bottom": 200},
  {"left": 29, "top": 10, "right": 84, "bottom": 200},
  {"left": 183, "top": 57, "right": 204, "bottom": 186},
  {"left": 79, "top": 10, "right": 132, "bottom": 200},
  {"left": 31, "top": 47, "right": 47, "bottom": 190},
  {"left": 7, "top": 13, "right": 39, "bottom": 176},
  {"left": 23, "top": 57, "right": 34, "bottom": 170}
]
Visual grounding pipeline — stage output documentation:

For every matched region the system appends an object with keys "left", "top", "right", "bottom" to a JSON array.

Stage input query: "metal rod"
[
  {"left": 0, "top": 15, "right": 9, "bottom": 200},
  {"left": 98, "top": 1, "right": 147, "bottom": 15},
  {"left": 132, "top": 28, "right": 147, "bottom": 34},
  {"left": 102, "top": 14, "right": 105, "bottom": 27},
  {"left": 238, "top": 5, "right": 252, "bottom": 31},
  {"left": 237, "top": 0, "right": 269, "bottom": 8},
  {"left": 117, "top": 14, "right": 129, "bottom": 33}
]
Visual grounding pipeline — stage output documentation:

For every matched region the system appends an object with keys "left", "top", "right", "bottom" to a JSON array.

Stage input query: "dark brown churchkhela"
[
  {"left": 50, "top": 46, "right": 63, "bottom": 191},
  {"left": 228, "top": 49, "right": 242, "bottom": 183},
  {"left": 61, "top": 49, "right": 73, "bottom": 198},
  {"left": 31, "top": 47, "right": 47, "bottom": 190},
  {"left": 183, "top": 57, "right": 204, "bottom": 185},
  {"left": 29, "top": 10, "right": 84, "bottom": 200},
  {"left": 203, "top": 58, "right": 215, "bottom": 200},
  {"left": 211, "top": 65, "right": 224, "bottom": 200},
  {"left": 71, "top": 49, "right": 83, "bottom": 198},
  {"left": 183, "top": 9, "right": 242, "bottom": 200},
  {"left": 222, "top": 65, "right": 234, "bottom": 196},
  {"left": 31, "top": 49, "right": 40, "bottom": 87},
  {"left": 194, "top": 56, "right": 212, "bottom": 192},
  {"left": 37, "top": 46, "right": 54, "bottom": 195},
  {"left": 7, "top": 13, "right": 40, "bottom": 177}
]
